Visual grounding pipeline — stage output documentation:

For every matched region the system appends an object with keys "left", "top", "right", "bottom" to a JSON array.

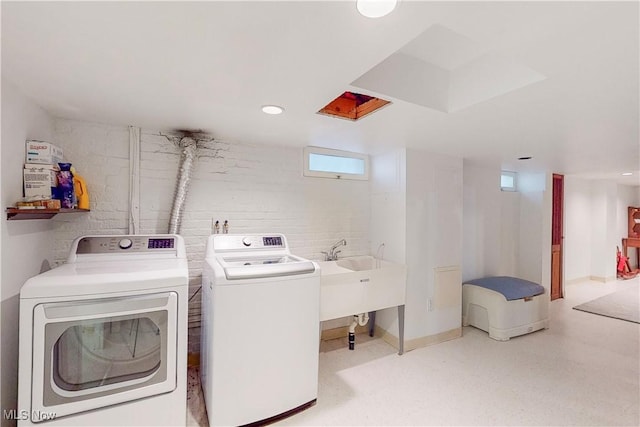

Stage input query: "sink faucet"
[{"left": 323, "top": 239, "right": 347, "bottom": 261}]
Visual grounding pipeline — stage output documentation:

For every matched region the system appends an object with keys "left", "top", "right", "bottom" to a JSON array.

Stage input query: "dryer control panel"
[{"left": 76, "top": 235, "right": 177, "bottom": 254}]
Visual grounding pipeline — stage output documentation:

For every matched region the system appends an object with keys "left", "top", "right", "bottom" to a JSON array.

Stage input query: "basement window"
[
  {"left": 303, "top": 147, "right": 369, "bottom": 180},
  {"left": 501, "top": 171, "right": 517, "bottom": 192}
]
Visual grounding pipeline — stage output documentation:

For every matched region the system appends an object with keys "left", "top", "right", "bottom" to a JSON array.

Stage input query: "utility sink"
[
  {"left": 336, "top": 256, "right": 379, "bottom": 271},
  {"left": 317, "top": 256, "right": 406, "bottom": 322}
]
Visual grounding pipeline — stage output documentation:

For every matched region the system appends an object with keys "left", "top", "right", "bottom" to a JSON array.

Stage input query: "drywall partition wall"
[
  {"left": 52, "top": 119, "right": 371, "bottom": 349},
  {"left": 369, "top": 148, "right": 407, "bottom": 335},
  {"left": 404, "top": 148, "right": 463, "bottom": 342},
  {"left": 517, "top": 172, "right": 550, "bottom": 288},
  {"left": 1, "top": 78, "right": 56, "bottom": 424},
  {"left": 590, "top": 180, "right": 618, "bottom": 281},
  {"left": 564, "top": 176, "right": 593, "bottom": 281},
  {"left": 462, "top": 163, "right": 503, "bottom": 282},
  {"left": 500, "top": 191, "right": 520, "bottom": 278}
]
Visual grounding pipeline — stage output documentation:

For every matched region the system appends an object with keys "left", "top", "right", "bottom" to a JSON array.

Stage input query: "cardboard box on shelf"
[
  {"left": 23, "top": 164, "right": 59, "bottom": 201},
  {"left": 16, "top": 199, "right": 61, "bottom": 209},
  {"left": 25, "top": 140, "right": 64, "bottom": 165}
]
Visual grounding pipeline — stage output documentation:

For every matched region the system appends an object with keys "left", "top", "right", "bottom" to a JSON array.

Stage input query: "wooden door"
[{"left": 551, "top": 174, "right": 564, "bottom": 300}]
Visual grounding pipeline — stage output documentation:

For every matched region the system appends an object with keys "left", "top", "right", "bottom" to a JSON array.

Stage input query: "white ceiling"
[{"left": 2, "top": 1, "right": 639, "bottom": 185}]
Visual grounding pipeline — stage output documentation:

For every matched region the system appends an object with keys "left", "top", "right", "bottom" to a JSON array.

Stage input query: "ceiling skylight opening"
[
  {"left": 356, "top": 0, "right": 398, "bottom": 18},
  {"left": 622, "top": 172, "right": 633, "bottom": 176},
  {"left": 318, "top": 91, "right": 391, "bottom": 121},
  {"left": 261, "top": 105, "right": 284, "bottom": 115}
]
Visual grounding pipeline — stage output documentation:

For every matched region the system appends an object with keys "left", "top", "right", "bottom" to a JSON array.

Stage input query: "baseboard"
[
  {"left": 564, "top": 276, "right": 590, "bottom": 285},
  {"left": 589, "top": 275, "right": 618, "bottom": 283},
  {"left": 321, "top": 324, "right": 369, "bottom": 341},
  {"left": 374, "top": 325, "right": 462, "bottom": 352},
  {"left": 567, "top": 276, "right": 618, "bottom": 285},
  {"left": 374, "top": 324, "right": 400, "bottom": 350},
  {"left": 403, "top": 328, "right": 462, "bottom": 352}
]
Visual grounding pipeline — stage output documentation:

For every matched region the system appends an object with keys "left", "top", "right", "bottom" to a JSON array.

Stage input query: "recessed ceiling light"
[
  {"left": 622, "top": 172, "right": 633, "bottom": 176},
  {"left": 518, "top": 156, "right": 532, "bottom": 160},
  {"left": 261, "top": 105, "right": 284, "bottom": 115},
  {"left": 356, "top": 0, "right": 397, "bottom": 18}
]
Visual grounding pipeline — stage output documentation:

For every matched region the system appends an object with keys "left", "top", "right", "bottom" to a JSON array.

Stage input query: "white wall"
[
  {"left": 51, "top": 119, "right": 371, "bottom": 351},
  {"left": 369, "top": 148, "right": 406, "bottom": 334},
  {"left": 590, "top": 181, "right": 618, "bottom": 281},
  {"left": 564, "top": 178, "right": 638, "bottom": 283},
  {"left": 368, "top": 148, "right": 463, "bottom": 344},
  {"left": 462, "top": 163, "right": 525, "bottom": 282},
  {"left": 517, "top": 172, "right": 550, "bottom": 288},
  {"left": 462, "top": 167, "right": 551, "bottom": 293},
  {"left": 1, "top": 78, "right": 56, "bottom": 424},
  {"left": 405, "top": 149, "right": 462, "bottom": 340},
  {"left": 564, "top": 176, "right": 593, "bottom": 281},
  {"left": 462, "top": 162, "right": 502, "bottom": 281},
  {"left": 500, "top": 191, "right": 520, "bottom": 277}
]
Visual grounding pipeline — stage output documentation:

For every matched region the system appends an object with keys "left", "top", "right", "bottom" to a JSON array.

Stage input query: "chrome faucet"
[{"left": 323, "top": 239, "right": 347, "bottom": 261}]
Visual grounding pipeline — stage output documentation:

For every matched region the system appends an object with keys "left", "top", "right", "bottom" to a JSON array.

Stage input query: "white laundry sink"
[
  {"left": 336, "top": 256, "right": 379, "bottom": 271},
  {"left": 317, "top": 256, "right": 406, "bottom": 321}
]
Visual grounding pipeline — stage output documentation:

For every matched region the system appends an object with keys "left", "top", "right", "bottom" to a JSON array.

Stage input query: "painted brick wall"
[{"left": 53, "top": 119, "right": 371, "bottom": 351}]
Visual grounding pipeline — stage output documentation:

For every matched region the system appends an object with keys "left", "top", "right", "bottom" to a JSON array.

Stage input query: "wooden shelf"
[{"left": 6, "top": 208, "right": 90, "bottom": 220}]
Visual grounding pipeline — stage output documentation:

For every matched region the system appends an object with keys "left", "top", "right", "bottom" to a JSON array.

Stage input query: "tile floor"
[{"left": 187, "top": 278, "right": 639, "bottom": 426}]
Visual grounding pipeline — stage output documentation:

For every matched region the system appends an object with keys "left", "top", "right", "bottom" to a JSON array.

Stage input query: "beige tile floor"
[{"left": 188, "top": 278, "right": 639, "bottom": 426}]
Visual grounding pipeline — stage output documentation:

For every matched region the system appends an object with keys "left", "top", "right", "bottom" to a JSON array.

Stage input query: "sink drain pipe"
[
  {"left": 168, "top": 136, "right": 197, "bottom": 235},
  {"left": 349, "top": 312, "right": 370, "bottom": 350}
]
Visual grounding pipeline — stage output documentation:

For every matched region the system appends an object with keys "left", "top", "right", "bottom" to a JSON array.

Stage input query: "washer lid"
[
  {"left": 218, "top": 254, "right": 316, "bottom": 280},
  {"left": 20, "top": 259, "right": 188, "bottom": 299}
]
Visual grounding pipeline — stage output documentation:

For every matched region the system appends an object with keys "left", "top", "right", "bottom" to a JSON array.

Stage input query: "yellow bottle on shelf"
[{"left": 71, "top": 167, "right": 89, "bottom": 210}]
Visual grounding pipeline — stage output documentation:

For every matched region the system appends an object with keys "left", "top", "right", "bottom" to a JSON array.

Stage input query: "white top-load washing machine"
[
  {"left": 201, "top": 233, "right": 320, "bottom": 427},
  {"left": 17, "top": 235, "right": 189, "bottom": 426}
]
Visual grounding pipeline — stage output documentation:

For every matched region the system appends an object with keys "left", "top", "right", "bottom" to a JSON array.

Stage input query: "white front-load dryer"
[{"left": 17, "top": 235, "right": 189, "bottom": 426}]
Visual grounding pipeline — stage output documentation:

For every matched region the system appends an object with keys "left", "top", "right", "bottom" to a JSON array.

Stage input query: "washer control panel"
[
  {"left": 213, "top": 234, "right": 285, "bottom": 252},
  {"left": 76, "top": 235, "right": 177, "bottom": 254}
]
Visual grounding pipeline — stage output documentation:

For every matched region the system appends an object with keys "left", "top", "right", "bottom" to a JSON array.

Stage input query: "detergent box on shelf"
[
  {"left": 25, "top": 140, "right": 64, "bottom": 165},
  {"left": 23, "top": 164, "right": 59, "bottom": 201}
]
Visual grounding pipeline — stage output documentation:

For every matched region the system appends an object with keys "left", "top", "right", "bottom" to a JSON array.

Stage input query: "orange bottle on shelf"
[{"left": 71, "top": 167, "right": 89, "bottom": 210}]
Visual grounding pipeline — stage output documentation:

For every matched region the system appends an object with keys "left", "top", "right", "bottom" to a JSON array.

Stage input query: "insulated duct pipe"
[{"left": 168, "top": 136, "right": 198, "bottom": 235}]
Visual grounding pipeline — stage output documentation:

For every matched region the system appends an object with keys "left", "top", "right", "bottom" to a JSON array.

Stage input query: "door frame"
[{"left": 551, "top": 173, "right": 564, "bottom": 300}]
